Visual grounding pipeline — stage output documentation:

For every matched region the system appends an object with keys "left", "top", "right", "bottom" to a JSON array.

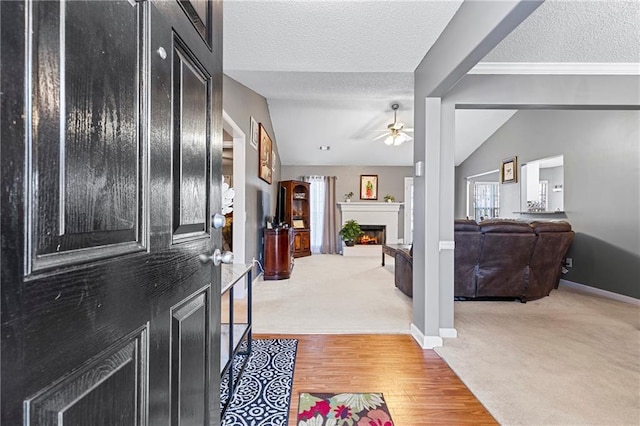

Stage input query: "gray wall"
[
  {"left": 223, "top": 75, "right": 281, "bottom": 265},
  {"left": 455, "top": 110, "right": 640, "bottom": 298},
  {"left": 281, "top": 165, "right": 413, "bottom": 240}
]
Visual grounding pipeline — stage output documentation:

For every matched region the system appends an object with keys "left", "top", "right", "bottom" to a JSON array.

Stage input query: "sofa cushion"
[
  {"left": 529, "top": 220, "right": 572, "bottom": 233},
  {"left": 455, "top": 219, "right": 480, "bottom": 232},
  {"left": 480, "top": 219, "right": 534, "bottom": 234}
]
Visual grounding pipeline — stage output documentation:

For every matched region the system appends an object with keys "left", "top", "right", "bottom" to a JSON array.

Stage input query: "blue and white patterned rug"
[{"left": 221, "top": 338, "right": 298, "bottom": 426}]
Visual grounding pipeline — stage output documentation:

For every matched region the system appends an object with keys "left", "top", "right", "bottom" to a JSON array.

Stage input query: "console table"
[
  {"left": 382, "top": 243, "right": 411, "bottom": 266},
  {"left": 220, "top": 263, "right": 253, "bottom": 414}
]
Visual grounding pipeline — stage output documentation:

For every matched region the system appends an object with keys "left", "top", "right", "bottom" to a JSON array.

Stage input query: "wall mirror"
[{"left": 520, "top": 154, "right": 564, "bottom": 213}]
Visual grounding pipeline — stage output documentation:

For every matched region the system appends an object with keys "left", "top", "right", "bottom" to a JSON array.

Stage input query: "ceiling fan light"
[
  {"left": 383, "top": 135, "right": 394, "bottom": 146},
  {"left": 391, "top": 133, "right": 407, "bottom": 146}
]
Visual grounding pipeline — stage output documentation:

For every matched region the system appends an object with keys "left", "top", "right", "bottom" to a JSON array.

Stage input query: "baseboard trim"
[
  {"left": 411, "top": 323, "right": 443, "bottom": 349},
  {"left": 439, "top": 328, "right": 458, "bottom": 338},
  {"left": 559, "top": 279, "right": 640, "bottom": 306}
]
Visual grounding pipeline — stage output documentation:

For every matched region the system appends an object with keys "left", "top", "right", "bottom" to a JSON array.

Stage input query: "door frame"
[
  {"left": 403, "top": 177, "right": 413, "bottom": 244},
  {"left": 222, "top": 110, "right": 247, "bottom": 298},
  {"left": 222, "top": 110, "right": 246, "bottom": 266}
]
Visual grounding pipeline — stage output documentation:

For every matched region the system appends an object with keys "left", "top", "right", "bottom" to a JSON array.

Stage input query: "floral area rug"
[
  {"left": 297, "top": 392, "right": 394, "bottom": 426},
  {"left": 221, "top": 339, "right": 298, "bottom": 426}
]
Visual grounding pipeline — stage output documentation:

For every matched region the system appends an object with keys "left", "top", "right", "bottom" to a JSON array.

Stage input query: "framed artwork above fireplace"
[{"left": 360, "top": 175, "right": 378, "bottom": 200}]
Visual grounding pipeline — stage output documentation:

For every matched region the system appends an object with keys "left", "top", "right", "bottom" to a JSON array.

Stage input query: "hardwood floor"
[{"left": 255, "top": 334, "right": 497, "bottom": 425}]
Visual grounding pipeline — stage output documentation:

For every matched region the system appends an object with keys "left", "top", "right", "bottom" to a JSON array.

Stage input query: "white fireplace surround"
[{"left": 338, "top": 202, "right": 403, "bottom": 244}]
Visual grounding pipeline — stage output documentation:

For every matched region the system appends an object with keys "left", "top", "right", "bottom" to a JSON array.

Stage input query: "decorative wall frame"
[
  {"left": 360, "top": 175, "right": 378, "bottom": 200},
  {"left": 501, "top": 156, "right": 518, "bottom": 184},
  {"left": 258, "top": 123, "right": 272, "bottom": 184},
  {"left": 250, "top": 116, "right": 259, "bottom": 150}
]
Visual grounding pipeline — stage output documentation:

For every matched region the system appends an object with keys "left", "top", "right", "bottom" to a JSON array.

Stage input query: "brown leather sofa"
[
  {"left": 454, "top": 219, "right": 574, "bottom": 302},
  {"left": 394, "top": 245, "right": 413, "bottom": 297}
]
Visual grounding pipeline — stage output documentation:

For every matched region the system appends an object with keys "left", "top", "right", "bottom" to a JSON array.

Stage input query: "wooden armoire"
[{"left": 279, "top": 180, "right": 312, "bottom": 257}]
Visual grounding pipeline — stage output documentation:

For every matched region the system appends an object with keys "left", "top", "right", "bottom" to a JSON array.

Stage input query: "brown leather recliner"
[
  {"left": 454, "top": 219, "right": 574, "bottom": 302},
  {"left": 525, "top": 221, "right": 575, "bottom": 301},
  {"left": 454, "top": 220, "right": 482, "bottom": 298},
  {"left": 476, "top": 220, "right": 537, "bottom": 299}
]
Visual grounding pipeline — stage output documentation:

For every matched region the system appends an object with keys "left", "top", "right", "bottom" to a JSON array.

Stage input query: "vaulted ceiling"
[{"left": 223, "top": 0, "right": 640, "bottom": 167}]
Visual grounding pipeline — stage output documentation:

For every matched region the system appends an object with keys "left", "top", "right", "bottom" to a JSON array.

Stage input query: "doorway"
[{"left": 222, "top": 110, "right": 246, "bottom": 265}]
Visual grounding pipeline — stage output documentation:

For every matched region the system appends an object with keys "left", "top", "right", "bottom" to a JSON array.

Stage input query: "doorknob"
[
  {"left": 199, "top": 248, "right": 233, "bottom": 266},
  {"left": 211, "top": 212, "right": 226, "bottom": 229}
]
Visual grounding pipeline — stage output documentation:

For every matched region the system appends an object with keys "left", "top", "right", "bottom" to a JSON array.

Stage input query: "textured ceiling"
[
  {"left": 223, "top": 0, "right": 639, "bottom": 167},
  {"left": 485, "top": 0, "right": 640, "bottom": 63},
  {"left": 224, "top": 0, "right": 464, "bottom": 73}
]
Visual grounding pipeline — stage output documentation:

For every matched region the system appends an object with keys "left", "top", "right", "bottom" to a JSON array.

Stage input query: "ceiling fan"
[{"left": 373, "top": 103, "right": 413, "bottom": 146}]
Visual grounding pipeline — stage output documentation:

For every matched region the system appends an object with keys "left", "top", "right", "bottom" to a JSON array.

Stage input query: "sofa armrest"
[{"left": 394, "top": 248, "right": 413, "bottom": 298}]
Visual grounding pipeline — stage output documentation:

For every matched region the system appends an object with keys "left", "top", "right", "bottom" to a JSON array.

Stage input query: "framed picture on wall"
[
  {"left": 501, "top": 156, "right": 518, "bottom": 184},
  {"left": 258, "top": 123, "right": 272, "bottom": 184},
  {"left": 360, "top": 175, "right": 378, "bottom": 200},
  {"left": 250, "top": 116, "right": 259, "bottom": 150}
]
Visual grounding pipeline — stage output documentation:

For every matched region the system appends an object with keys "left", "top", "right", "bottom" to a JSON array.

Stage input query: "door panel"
[
  {"left": 1, "top": 1, "right": 223, "bottom": 425},
  {"left": 24, "top": 327, "right": 147, "bottom": 426},
  {"left": 29, "top": 0, "right": 142, "bottom": 272},
  {"left": 173, "top": 39, "right": 211, "bottom": 239},
  {"left": 172, "top": 290, "right": 209, "bottom": 425},
  {"left": 178, "top": 0, "right": 211, "bottom": 46}
]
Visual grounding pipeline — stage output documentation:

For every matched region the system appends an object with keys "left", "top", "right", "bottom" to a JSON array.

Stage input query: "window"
[
  {"left": 473, "top": 182, "right": 499, "bottom": 221},
  {"left": 307, "top": 176, "right": 325, "bottom": 253}
]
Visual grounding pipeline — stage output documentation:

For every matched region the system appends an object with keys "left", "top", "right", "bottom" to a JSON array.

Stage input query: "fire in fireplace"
[{"left": 356, "top": 225, "right": 386, "bottom": 245}]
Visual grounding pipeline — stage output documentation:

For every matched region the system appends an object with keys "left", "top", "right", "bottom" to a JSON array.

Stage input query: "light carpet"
[
  {"left": 252, "top": 254, "right": 412, "bottom": 334},
  {"left": 435, "top": 285, "right": 640, "bottom": 425}
]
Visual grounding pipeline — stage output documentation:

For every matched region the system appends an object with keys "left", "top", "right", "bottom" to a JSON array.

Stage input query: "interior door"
[{"left": 1, "top": 1, "right": 223, "bottom": 424}]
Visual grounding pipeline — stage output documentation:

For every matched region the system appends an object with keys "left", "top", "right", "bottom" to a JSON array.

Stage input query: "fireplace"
[
  {"left": 338, "top": 201, "right": 401, "bottom": 256},
  {"left": 357, "top": 225, "right": 386, "bottom": 246}
]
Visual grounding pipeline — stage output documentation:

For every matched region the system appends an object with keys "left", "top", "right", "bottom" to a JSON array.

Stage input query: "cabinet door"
[
  {"left": 293, "top": 232, "right": 303, "bottom": 251},
  {"left": 301, "top": 232, "right": 311, "bottom": 251}
]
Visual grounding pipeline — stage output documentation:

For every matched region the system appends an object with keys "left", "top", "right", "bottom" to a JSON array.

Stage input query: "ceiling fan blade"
[
  {"left": 403, "top": 128, "right": 414, "bottom": 132},
  {"left": 372, "top": 133, "right": 389, "bottom": 141}
]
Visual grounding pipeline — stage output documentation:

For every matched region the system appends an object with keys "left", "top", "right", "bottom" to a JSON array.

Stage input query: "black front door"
[{"left": 1, "top": 1, "right": 223, "bottom": 424}]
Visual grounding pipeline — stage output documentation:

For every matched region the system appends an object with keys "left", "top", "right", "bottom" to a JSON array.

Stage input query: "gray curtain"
[{"left": 321, "top": 176, "right": 339, "bottom": 254}]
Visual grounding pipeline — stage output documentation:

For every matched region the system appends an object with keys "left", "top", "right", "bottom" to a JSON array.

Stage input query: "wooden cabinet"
[
  {"left": 280, "top": 180, "right": 312, "bottom": 258},
  {"left": 263, "top": 228, "right": 293, "bottom": 280},
  {"left": 293, "top": 231, "right": 310, "bottom": 254}
]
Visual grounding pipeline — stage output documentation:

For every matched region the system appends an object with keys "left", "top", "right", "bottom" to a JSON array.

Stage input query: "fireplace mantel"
[
  {"left": 338, "top": 202, "right": 403, "bottom": 245},
  {"left": 337, "top": 202, "right": 403, "bottom": 212}
]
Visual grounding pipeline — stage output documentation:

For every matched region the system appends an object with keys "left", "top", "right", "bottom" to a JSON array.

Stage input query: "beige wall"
[{"left": 282, "top": 165, "right": 413, "bottom": 239}]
